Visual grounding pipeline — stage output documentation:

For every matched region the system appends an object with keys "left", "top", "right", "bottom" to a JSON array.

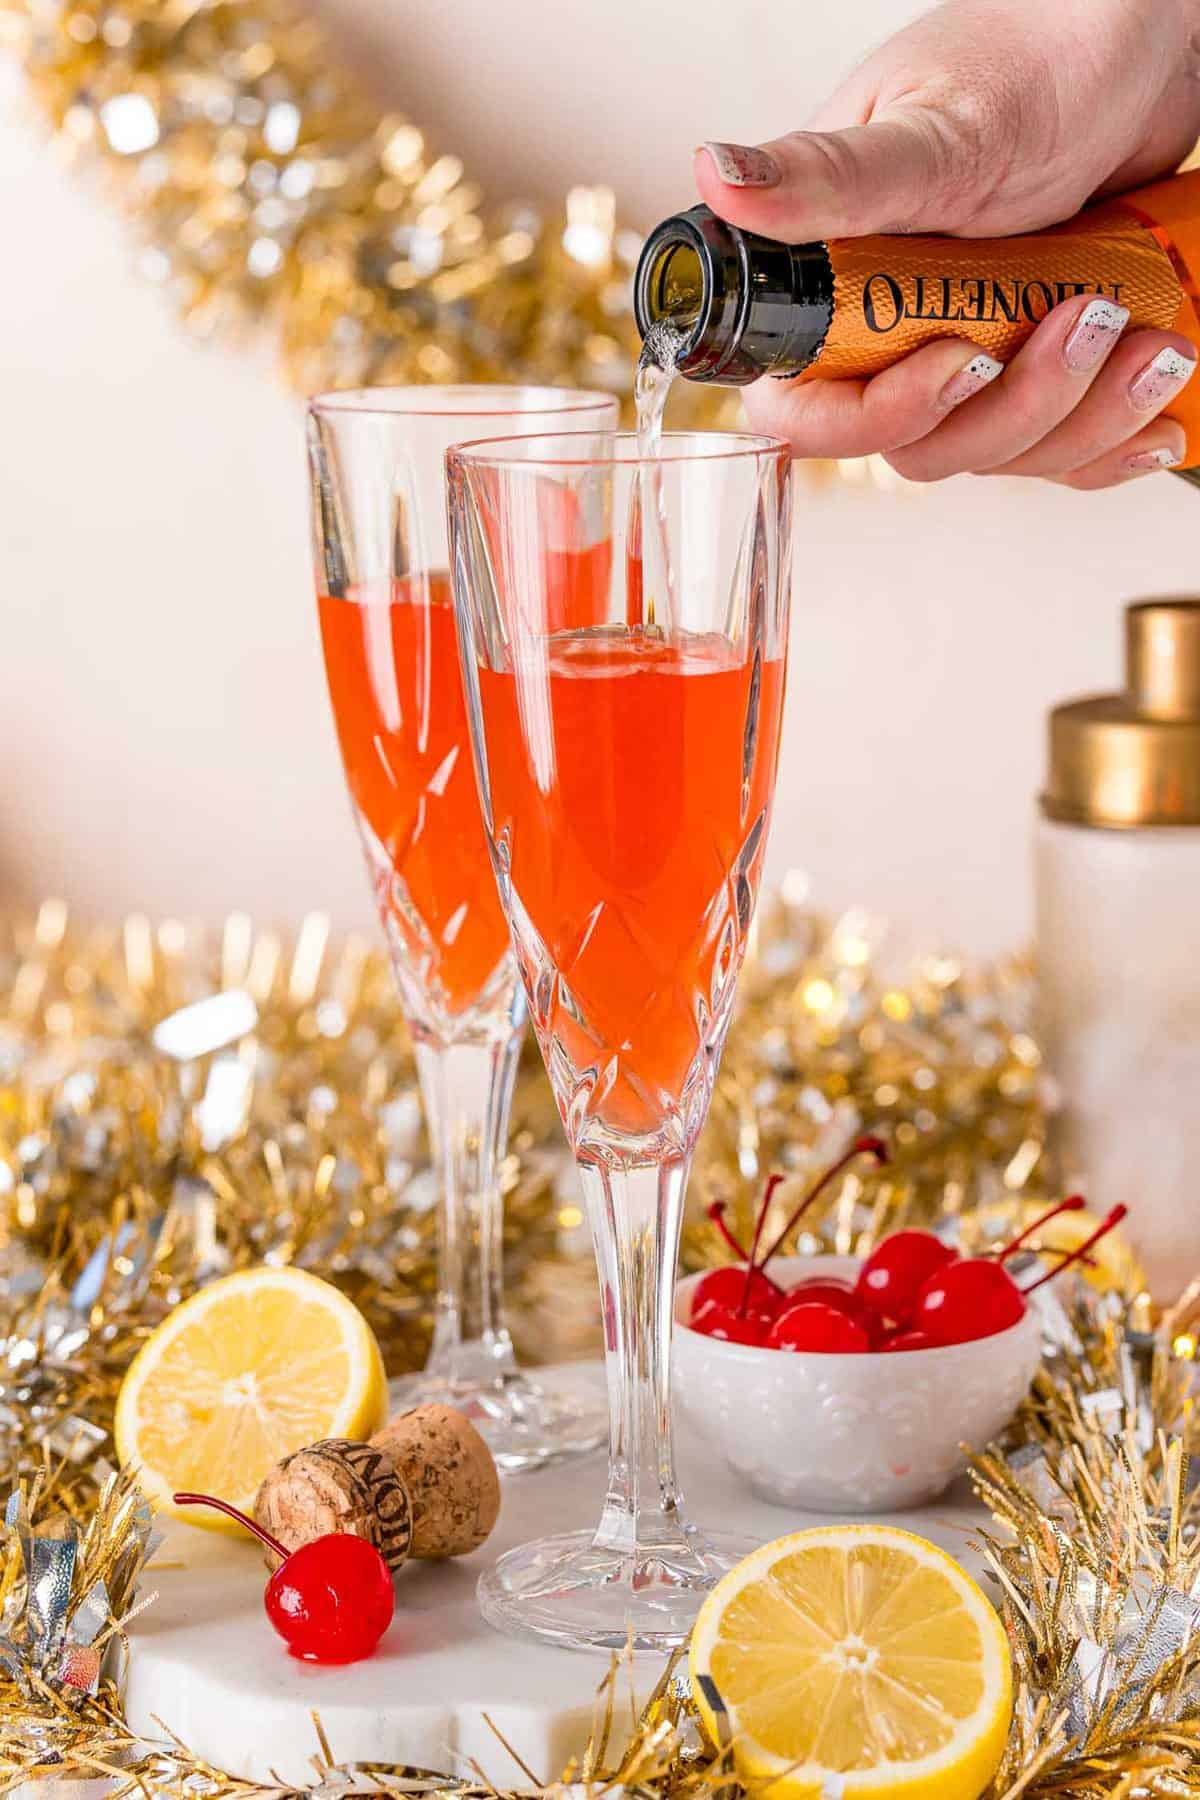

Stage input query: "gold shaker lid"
[{"left": 1043, "top": 600, "right": 1200, "bottom": 827}]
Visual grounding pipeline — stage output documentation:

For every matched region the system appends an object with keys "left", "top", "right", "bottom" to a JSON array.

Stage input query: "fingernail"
[
  {"left": 699, "top": 142, "right": 782, "bottom": 188},
  {"left": 1063, "top": 298, "right": 1130, "bottom": 373},
  {"left": 1129, "top": 346, "right": 1197, "bottom": 411},
  {"left": 1125, "top": 446, "right": 1183, "bottom": 473},
  {"left": 939, "top": 353, "right": 1005, "bottom": 409}
]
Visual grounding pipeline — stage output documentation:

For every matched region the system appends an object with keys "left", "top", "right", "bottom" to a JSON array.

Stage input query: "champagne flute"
[
  {"left": 448, "top": 428, "right": 792, "bottom": 1647},
  {"left": 307, "top": 387, "right": 616, "bottom": 1473}
]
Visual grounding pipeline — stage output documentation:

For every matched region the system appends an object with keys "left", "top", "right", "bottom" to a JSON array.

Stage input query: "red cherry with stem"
[
  {"left": 692, "top": 1201, "right": 783, "bottom": 1323},
  {"left": 855, "top": 1230, "right": 958, "bottom": 1326},
  {"left": 853, "top": 1196, "right": 1083, "bottom": 1329},
  {"left": 690, "top": 1266, "right": 780, "bottom": 1322},
  {"left": 879, "top": 1329, "right": 937, "bottom": 1353},
  {"left": 265, "top": 1536, "right": 395, "bottom": 1664},
  {"left": 690, "top": 1298, "right": 771, "bottom": 1345},
  {"left": 911, "top": 1259, "right": 1026, "bottom": 1346},
  {"left": 746, "top": 1136, "right": 890, "bottom": 1305},
  {"left": 173, "top": 1492, "right": 394, "bottom": 1665},
  {"left": 912, "top": 1201, "right": 1128, "bottom": 1346},
  {"left": 766, "top": 1300, "right": 870, "bottom": 1353}
]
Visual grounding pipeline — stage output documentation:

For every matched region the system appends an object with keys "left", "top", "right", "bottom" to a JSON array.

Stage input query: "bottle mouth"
[
  {"left": 642, "top": 240, "right": 706, "bottom": 336},
  {"left": 634, "top": 213, "right": 719, "bottom": 373},
  {"left": 634, "top": 206, "right": 833, "bottom": 385}
]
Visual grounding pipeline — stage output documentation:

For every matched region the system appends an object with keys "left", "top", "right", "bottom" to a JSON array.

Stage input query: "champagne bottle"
[{"left": 634, "top": 167, "right": 1200, "bottom": 467}]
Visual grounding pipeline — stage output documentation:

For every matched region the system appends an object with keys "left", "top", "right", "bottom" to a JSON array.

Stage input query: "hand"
[{"left": 696, "top": 0, "right": 1200, "bottom": 487}]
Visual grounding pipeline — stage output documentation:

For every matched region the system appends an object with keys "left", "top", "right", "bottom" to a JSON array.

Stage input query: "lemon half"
[
  {"left": 689, "top": 1525, "right": 1012, "bottom": 1800},
  {"left": 114, "top": 1266, "right": 388, "bottom": 1532}
]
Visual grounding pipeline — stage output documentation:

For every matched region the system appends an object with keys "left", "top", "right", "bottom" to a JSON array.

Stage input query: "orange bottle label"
[{"left": 803, "top": 166, "right": 1200, "bottom": 466}]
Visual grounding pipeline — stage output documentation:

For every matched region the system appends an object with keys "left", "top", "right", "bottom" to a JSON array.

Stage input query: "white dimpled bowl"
[{"left": 673, "top": 1254, "right": 1043, "bottom": 1512}]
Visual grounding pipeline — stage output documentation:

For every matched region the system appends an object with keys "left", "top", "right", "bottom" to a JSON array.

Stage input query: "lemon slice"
[
  {"left": 115, "top": 1267, "right": 388, "bottom": 1532},
  {"left": 690, "top": 1525, "right": 1011, "bottom": 1800}
]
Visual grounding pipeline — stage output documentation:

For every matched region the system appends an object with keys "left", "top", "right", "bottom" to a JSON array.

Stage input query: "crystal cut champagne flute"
[
  {"left": 307, "top": 387, "right": 617, "bottom": 1473},
  {"left": 448, "top": 429, "right": 792, "bottom": 1647}
]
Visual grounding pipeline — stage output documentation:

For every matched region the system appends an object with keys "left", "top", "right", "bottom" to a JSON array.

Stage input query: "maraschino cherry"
[
  {"left": 784, "top": 1275, "right": 862, "bottom": 1312},
  {"left": 911, "top": 1257, "right": 1027, "bottom": 1344},
  {"left": 691, "top": 1298, "right": 774, "bottom": 1345},
  {"left": 689, "top": 1189, "right": 784, "bottom": 1343},
  {"left": 879, "top": 1329, "right": 937, "bottom": 1352},
  {"left": 913, "top": 1202, "right": 1127, "bottom": 1346},
  {"left": 690, "top": 1141, "right": 889, "bottom": 1347},
  {"left": 767, "top": 1301, "right": 871, "bottom": 1353},
  {"left": 174, "top": 1491, "right": 395, "bottom": 1664},
  {"left": 854, "top": 1229, "right": 958, "bottom": 1327},
  {"left": 691, "top": 1191, "right": 784, "bottom": 1322}
]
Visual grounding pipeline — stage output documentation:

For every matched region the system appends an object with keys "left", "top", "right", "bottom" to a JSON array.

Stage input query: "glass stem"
[
  {"left": 413, "top": 1027, "right": 523, "bottom": 1390},
  {"left": 578, "top": 1157, "right": 691, "bottom": 1554}
]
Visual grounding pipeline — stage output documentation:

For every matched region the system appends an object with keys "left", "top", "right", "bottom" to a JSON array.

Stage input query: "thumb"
[{"left": 695, "top": 108, "right": 977, "bottom": 243}]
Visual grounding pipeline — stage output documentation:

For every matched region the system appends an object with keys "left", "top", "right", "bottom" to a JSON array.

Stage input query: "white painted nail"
[
  {"left": 1130, "top": 346, "right": 1198, "bottom": 411},
  {"left": 1063, "top": 298, "right": 1130, "bottom": 372},
  {"left": 939, "top": 354, "right": 1004, "bottom": 409},
  {"left": 1125, "top": 446, "right": 1183, "bottom": 473}
]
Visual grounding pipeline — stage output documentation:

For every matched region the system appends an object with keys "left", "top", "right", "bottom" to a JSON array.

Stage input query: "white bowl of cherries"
[{"left": 674, "top": 1139, "right": 1123, "bottom": 1513}]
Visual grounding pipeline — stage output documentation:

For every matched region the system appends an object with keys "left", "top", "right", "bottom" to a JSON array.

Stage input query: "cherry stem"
[
  {"left": 173, "top": 1491, "right": 290, "bottom": 1562},
  {"left": 1039, "top": 1247, "right": 1098, "bottom": 1270},
  {"left": 707, "top": 1201, "right": 752, "bottom": 1263},
  {"left": 1021, "top": 1204, "right": 1128, "bottom": 1294},
  {"left": 737, "top": 1175, "right": 785, "bottom": 1315},
  {"left": 999, "top": 1194, "right": 1086, "bottom": 1261},
  {"left": 706, "top": 1203, "right": 783, "bottom": 1295},
  {"left": 754, "top": 1135, "right": 890, "bottom": 1275}
]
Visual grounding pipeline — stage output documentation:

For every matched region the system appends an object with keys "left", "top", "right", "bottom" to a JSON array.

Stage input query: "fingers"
[
  {"left": 989, "top": 332, "right": 1198, "bottom": 478},
  {"left": 742, "top": 292, "right": 1199, "bottom": 489},
  {"left": 742, "top": 338, "right": 1003, "bottom": 462},
  {"left": 879, "top": 299, "right": 1197, "bottom": 484},
  {"left": 882, "top": 294, "right": 1132, "bottom": 482},
  {"left": 1051, "top": 421, "right": 1188, "bottom": 491},
  {"left": 694, "top": 103, "right": 977, "bottom": 242}
]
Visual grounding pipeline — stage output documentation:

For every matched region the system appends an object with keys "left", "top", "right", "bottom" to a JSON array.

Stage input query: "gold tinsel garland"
[
  {"left": 2, "top": 896, "right": 1197, "bottom": 1797},
  {"left": 0, "top": 0, "right": 698, "bottom": 411},
  {"left": 0, "top": 0, "right": 908, "bottom": 489},
  {"left": 0, "top": 895, "right": 1048, "bottom": 1519}
]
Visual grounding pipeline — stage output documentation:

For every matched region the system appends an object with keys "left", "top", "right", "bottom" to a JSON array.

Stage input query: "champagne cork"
[
  {"left": 255, "top": 1437, "right": 413, "bottom": 1574},
  {"left": 370, "top": 1404, "right": 500, "bottom": 1559},
  {"left": 253, "top": 1405, "right": 500, "bottom": 1572}
]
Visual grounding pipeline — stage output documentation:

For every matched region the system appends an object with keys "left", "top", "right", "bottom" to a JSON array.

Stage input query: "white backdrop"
[{"left": 1, "top": 0, "right": 1196, "bottom": 955}]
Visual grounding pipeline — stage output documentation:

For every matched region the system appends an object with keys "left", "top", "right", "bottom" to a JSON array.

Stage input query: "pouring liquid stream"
[{"left": 633, "top": 321, "right": 686, "bottom": 629}]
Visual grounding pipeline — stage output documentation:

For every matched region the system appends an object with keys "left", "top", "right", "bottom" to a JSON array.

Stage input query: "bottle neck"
[{"left": 634, "top": 205, "right": 833, "bottom": 384}]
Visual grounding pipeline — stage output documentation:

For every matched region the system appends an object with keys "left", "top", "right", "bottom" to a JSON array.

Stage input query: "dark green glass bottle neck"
[{"left": 634, "top": 205, "right": 834, "bottom": 384}]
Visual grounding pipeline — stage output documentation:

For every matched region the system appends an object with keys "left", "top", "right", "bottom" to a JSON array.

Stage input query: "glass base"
[
  {"left": 477, "top": 1526, "right": 753, "bottom": 1651},
  {"left": 387, "top": 1369, "right": 606, "bottom": 1475}
]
